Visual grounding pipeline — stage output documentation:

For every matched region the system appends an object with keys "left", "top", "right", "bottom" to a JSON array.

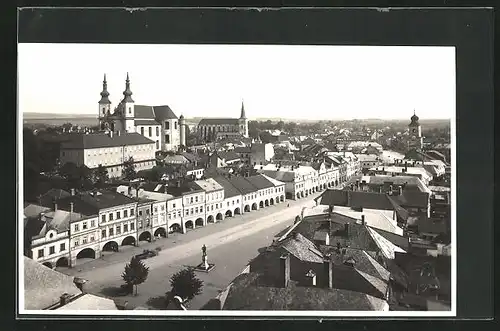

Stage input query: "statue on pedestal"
[{"left": 202, "top": 245, "right": 208, "bottom": 270}]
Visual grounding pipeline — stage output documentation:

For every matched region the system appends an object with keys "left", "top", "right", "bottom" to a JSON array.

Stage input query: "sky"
[{"left": 18, "top": 44, "right": 455, "bottom": 120}]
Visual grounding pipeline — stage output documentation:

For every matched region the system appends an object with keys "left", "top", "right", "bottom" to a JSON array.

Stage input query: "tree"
[
  {"left": 123, "top": 156, "right": 136, "bottom": 180},
  {"left": 77, "top": 165, "right": 94, "bottom": 190},
  {"left": 121, "top": 256, "right": 149, "bottom": 296},
  {"left": 94, "top": 164, "right": 109, "bottom": 187},
  {"left": 169, "top": 268, "right": 203, "bottom": 302}
]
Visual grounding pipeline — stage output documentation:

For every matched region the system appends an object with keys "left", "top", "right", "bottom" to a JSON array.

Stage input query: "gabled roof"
[
  {"left": 280, "top": 233, "right": 324, "bottom": 263},
  {"left": 233, "top": 146, "right": 251, "bottom": 154},
  {"left": 213, "top": 176, "right": 242, "bottom": 198},
  {"left": 24, "top": 257, "right": 81, "bottom": 310},
  {"left": 217, "top": 151, "right": 240, "bottom": 162},
  {"left": 222, "top": 272, "right": 388, "bottom": 310},
  {"left": 193, "top": 178, "right": 224, "bottom": 193},
  {"left": 245, "top": 175, "right": 275, "bottom": 190},
  {"left": 135, "top": 105, "right": 178, "bottom": 120},
  {"left": 260, "top": 170, "right": 296, "bottom": 182},
  {"left": 24, "top": 204, "right": 51, "bottom": 219},
  {"left": 198, "top": 118, "right": 239, "bottom": 125},
  {"left": 227, "top": 176, "right": 258, "bottom": 195},
  {"left": 259, "top": 174, "right": 286, "bottom": 187},
  {"left": 57, "top": 190, "right": 136, "bottom": 215},
  {"left": 38, "top": 189, "right": 71, "bottom": 206},
  {"left": 60, "top": 133, "right": 154, "bottom": 149},
  {"left": 367, "top": 227, "right": 407, "bottom": 260}
]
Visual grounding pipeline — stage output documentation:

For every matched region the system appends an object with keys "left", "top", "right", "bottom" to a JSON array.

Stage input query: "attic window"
[{"left": 49, "top": 233, "right": 54, "bottom": 239}]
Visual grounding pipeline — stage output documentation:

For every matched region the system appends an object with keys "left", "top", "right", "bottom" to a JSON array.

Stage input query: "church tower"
[
  {"left": 122, "top": 73, "right": 135, "bottom": 133},
  {"left": 238, "top": 100, "right": 249, "bottom": 138},
  {"left": 98, "top": 74, "right": 112, "bottom": 129},
  {"left": 408, "top": 110, "right": 423, "bottom": 150}
]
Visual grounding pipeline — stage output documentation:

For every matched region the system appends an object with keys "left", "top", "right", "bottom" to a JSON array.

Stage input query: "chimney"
[
  {"left": 71, "top": 188, "right": 75, "bottom": 196},
  {"left": 324, "top": 232, "right": 330, "bottom": 246},
  {"left": 279, "top": 253, "right": 290, "bottom": 288},
  {"left": 399, "top": 185, "right": 403, "bottom": 196},
  {"left": 323, "top": 258, "right": 333, "bottom": 289},
  {"left": 53, "top": 199, "right": 58, "bottom": 212},
  {"left": 305, "top": 270, "right": 317, "bottom": 286},
  {"left": 108, "top": 130, "right": 113, "bottom": 138},
  {"left": 70, "top": 202, "right": 74, "bottom": 214},
  {"left": 361, "top": 214, "right": 365, "bottom": 225},
  {"left": 389, "top": 185, "right": 393, "bottom": 195},
  {"left": 59, "top": 293, "right": 72, "bottom": 306}
]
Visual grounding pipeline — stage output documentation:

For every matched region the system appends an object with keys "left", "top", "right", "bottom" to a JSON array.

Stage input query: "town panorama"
[{"left": 22, "top": 73, "right": 452, "bottom": 314}]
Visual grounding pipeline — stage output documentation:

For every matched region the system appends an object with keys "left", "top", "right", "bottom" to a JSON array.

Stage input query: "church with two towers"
[
  {"left": 98, "top": 73, "right": 250, "bottom": 151},
  {"left": 98, "top": 73, "right": 185, "bottom": 152}
]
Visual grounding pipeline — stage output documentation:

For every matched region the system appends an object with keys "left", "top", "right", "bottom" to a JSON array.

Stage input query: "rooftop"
[
  {"left": 227, "top": 176, "right": 259, "bottom": 195},
  {"left": 193, "top": 178, "right": 224, "bottom": 193},
  {"left": 24, "top": 257, "right": 81, "bottom": 310},
  {"left": 212, "top": 176, "right": 242, "bottom": 198},
  {"left": 60, "top": 132, "right": 154, "bottom": 150},
  {"left": 245, "top": 174, "right": 275, "bottom": 190}
]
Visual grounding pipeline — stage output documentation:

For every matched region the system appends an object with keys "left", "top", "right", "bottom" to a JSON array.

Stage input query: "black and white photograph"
[{"left": 17, "top": 9, "right": 466, "bottom": 317}]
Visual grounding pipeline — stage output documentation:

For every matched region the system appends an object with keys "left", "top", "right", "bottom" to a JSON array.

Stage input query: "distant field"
[{"left": 23, "top": 117, "right": 97, "bottom": 127}]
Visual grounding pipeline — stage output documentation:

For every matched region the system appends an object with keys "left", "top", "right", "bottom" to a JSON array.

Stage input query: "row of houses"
[
  {"left": 254, "top": 151, "right": 362, "bottom": 200},
  {"left": 24, "top": 174, "right": 287, "bottom": 269}
]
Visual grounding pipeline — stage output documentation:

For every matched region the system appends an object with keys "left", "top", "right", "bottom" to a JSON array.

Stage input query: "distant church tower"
[
  {"left": 98, "top": 74, "right": 112, "bottom": 129},
  {"left": 408, "top": 110, "right": 423, "bottom": 150},
  {"left": 179, "top": 114, "right": 186, "bottom": 148},
  {"left": 238, "top": 100, "right": 249, "bottom": 138},
  {"left": 122, "top": 73, "right": 136, "bottom": 133}
]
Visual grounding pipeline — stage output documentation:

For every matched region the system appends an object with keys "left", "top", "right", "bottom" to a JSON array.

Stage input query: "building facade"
[
  {"left": 97, "top": 73, "right": 186, "bottom": 152},
  {"left": 59, "top": 131, "right": 156, "bottom": 178}
]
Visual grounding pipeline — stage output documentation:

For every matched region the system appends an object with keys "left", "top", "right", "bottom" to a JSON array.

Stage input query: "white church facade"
[{"left": 98, "top": 73, "right": 186, "bottom": 152}]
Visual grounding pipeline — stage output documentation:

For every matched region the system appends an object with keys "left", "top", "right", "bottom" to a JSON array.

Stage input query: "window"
[
  {"left": 129, "top": 107, "right": 132, "bottom": 114},
  {"left": 200, "top": 206, "right": 203, "bottom": 212},
  {"left": 83, "top": 237, "right": 88, "bottom": 244},
  {"left": 190, "top": 197, "right": 193, "bottom": 203},
  {"left": 138, "top": 221, "right": 143, "bottom": 229},
  {"left": 38, "top": 249, "right": 44, "bottom": 258},
  {"left": 116, "top": 225, "right": 121, "bottom": 235},
  {"left": 154, "top": 207, "right": 158, "bottom": 213},
  {"left": 195, "top": 196, "right": 198, "bottom": 203},
  {"left": 146, "top": 209, "right": 150, "bottom": 216},
  {"left": 237, "top": 199, "right": 239, "bottom": 203},
  {"left": 156, "top": 141, "right": 159, "bottom": 149},
  {"left": 74, "top": 240, "right": 79, "bottom": 247},
  {"left": 109, "top": 228, "right": 114, "bottom": 236},
  {"left": 141, "top": 127, "right": 145, "bottom": 135},
  {"left": 49, "top": 246, "right": 55, "bottom": 255},
  {"left": 185, "top": 209, "right": 189, "bottom": 216},
  {"left": 124, "top": 210, "right": 128, "bottom": 218},
  {"left": 172, "top": 203, "right": 176, "bottom": 209},
  {"left": 174, "top": 122, "right": 177, "bottom": 130},
  {"left": 130, "top": 209, "right": 135, "bottom": 216},
  {"left": 130, "top": 222, "right": 135, "bottom": 231},
  {"left": 83, "top": 222, "right": 87, "bottom": 230},
  {"left": 74, "top": 224, "right": 79, "bottom": 232},
  {"left": 165, "top": 134, "right": 170, "bottom": 143},
  {"left": 91, "top": 220, "right": 95, "bottom": 227},
  {"left": 156, "top": 127, "right": 159, "bottom": 136},
  {"left": 101, "top": 229, "right": 106, "bottom": 238},
  {"left": 90, "top": 235, "right": 95, "bottom": 242},
  {"left": 195, "top": 207, "right": 199, "bottom": 213},
  {"left": 60, "top": 243, "right": 66, "bottom": 252},
  {"left": 117, "top": 211, "right": 121, "bottom": 219},
  {"left": 227, "top": 202, "right": 230, "bottom": 207},
  {"left": 139, "top": 210, "right": 143, "bottom": 216},
  {"left": 190, "top": 208, "right": 194, "bottom": 214},
  {"left": 109, "top": 213, "right": 114, "bottom": 221}
]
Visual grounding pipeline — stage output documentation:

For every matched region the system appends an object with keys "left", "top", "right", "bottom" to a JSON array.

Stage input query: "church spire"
[
  {"left": 240, "top": 99, "right": 246, "bottom": 119},
  {"left": 99, "top": 73, "right": 111, "bottom": 104},
  {"left": 122, "top": 72, "right": 134, "bottom": 103}
]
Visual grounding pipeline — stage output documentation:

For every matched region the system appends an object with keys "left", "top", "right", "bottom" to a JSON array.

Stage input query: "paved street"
[{"left": 59, "top": 192, "right": 322, "bottom": 309}]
